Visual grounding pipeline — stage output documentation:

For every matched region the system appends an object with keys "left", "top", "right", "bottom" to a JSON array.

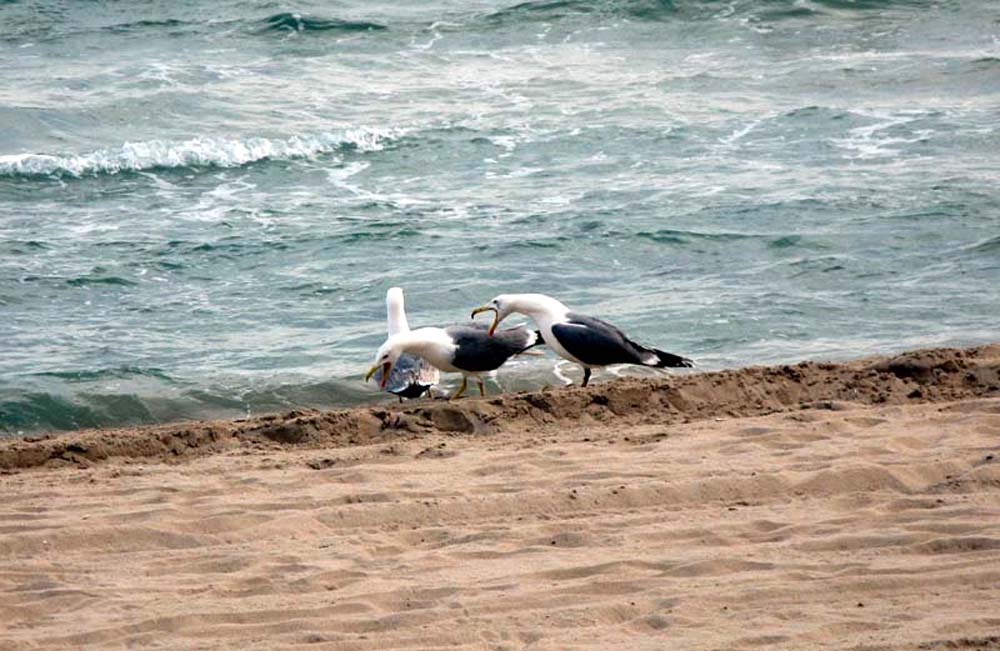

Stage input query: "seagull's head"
[
  {"left": 365, "top": 336, "right": 404, "bottom": 389},
  {"left": 470, "top": 295, "right": 513, "bottom": 336}
]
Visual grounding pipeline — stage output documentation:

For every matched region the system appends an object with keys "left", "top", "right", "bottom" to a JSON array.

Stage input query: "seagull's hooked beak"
[
  {"left": 365, "top": 361, "right": 392, "bottom": 389},
  {"left": 470, "top": 305, "right": 501, "bottom": 336}
]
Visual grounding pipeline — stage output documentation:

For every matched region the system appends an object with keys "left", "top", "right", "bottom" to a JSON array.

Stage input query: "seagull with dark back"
[
  {"left": 471, "top": 293, "right": 693, "bottom": 387},
  {"left": 366, "top": 322, "right": 541, "bottom": 399}
]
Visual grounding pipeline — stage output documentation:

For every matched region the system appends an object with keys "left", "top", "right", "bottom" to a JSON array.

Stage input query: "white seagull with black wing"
[
  {"left": 471, "top": 293, "right": 693, "bottom": 387},
  {"left": 366, "top": 320, "right": 542, "bottom": 400},
  {"left": 370, "top": 287, "right": 440, "bottom": 400}
]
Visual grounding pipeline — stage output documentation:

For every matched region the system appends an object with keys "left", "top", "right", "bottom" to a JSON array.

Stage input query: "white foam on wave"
[
  {"left": 0, "top": 127, "right": 403, "bottom": 178},
  {"left": 551, "top": 359, "right": 576, "bottom": 386},
  {"left": 719, "top": 118, "right": 763, "bottom": 147},
  {"left": 830, "top": 110, "right": 933, "bottom": 160}
]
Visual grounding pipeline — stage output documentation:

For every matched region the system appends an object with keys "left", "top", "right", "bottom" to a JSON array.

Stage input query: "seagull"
[
  {"left": 471, "top": 293, "right": 693, "bottom": 387},
  {"left": 370, "top": 287, "right": 440, "bottom": 400},
  {"left": 366, "top": 324, "right": 541, "bottom": 399}
]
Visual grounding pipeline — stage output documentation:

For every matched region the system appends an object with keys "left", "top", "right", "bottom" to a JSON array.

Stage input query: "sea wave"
[
  {"left": 699, "top": 0, "right": 929, "bottom": 25},
  {"left": 636, "top": 228, "right": 756, "bottom": 245},
  {"left": 102, "top": 18, "right": 191, "bottom": 34},
  {"left": 0, "top": 127, "right": 403, "bottom": 178},
  {"left": 0, "top": 0, "right": 934, "bottom": 49},
  {"left": 0, "top": 378, "right": 377, "bottom": 435},
  {"left": 809, "top": 0, "right": 926, "bottom": 10},
  {"left": 964, "top": 235, "right": 1000, "bottom": 255},
  {"left": 259, "top": 12, "right": 388, "bottom": 33},
  {"left": 33, "top": 366, "right": 175, "bottom": 383},
  {"left": 485, "top": 0, "right": 676, "bottom": 24},
  {"left": 478, "top": 0, "right": 925, "bottom": 27}
]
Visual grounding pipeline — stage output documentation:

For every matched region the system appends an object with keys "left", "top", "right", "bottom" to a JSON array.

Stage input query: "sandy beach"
[{"left": 2, "top": 344, "right": 999, "bottom": 650}]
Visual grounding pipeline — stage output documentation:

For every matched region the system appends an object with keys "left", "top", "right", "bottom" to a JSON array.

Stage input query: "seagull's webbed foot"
[{"left": 450, "top": 377, "right": 468, "bottom": 400}]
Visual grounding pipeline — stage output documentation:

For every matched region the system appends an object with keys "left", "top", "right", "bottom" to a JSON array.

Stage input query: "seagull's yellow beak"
[
  {"left": 365, "top": 361, "right": 392, "bottom": 389},
  {"left": 470, "top": 305, "right": 500, "bottom": 336}
]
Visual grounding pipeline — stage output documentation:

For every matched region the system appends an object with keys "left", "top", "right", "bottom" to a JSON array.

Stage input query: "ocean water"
[{"left": 1, "top": 0, "right": 998, "bottom": 435}]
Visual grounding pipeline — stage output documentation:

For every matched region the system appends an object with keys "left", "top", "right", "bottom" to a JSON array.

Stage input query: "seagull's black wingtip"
[{"left": 652, "top": 349, "right": 696, "bottom": 369}]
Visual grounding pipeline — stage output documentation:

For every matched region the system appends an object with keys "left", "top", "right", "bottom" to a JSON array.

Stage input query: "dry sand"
[{"left": 1, "top": 345, "right": 999, "bottom": 650}]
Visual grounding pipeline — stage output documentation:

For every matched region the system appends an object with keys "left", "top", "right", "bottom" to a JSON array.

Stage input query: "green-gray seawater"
[{"left": 1, "top": 0, "right": 998, "bottom": 434}]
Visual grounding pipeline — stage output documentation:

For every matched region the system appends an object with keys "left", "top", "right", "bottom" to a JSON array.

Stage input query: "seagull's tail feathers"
[
  {"left": 646, "top": 348, "right": 695, "bottom": 369},
  {"left": 492, "top": 326, "right": 546, "bottom": 356},
  {"left": 521, "top": 329, "right": 545, "bottom": 354}
]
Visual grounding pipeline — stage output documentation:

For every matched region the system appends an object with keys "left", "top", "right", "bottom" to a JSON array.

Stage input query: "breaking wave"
[{"left": 0, "top": 127, "right": 403, "bottom": 178}]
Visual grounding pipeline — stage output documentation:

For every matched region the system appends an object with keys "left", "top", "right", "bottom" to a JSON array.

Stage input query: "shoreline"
[{"left": 2, "top": 343, "right": 997, "bottom": 472}]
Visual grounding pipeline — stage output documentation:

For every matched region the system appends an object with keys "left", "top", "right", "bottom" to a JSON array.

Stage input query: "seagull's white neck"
[
  {"left": 506, "top": 293, "right": 571, "bottom": 324},
  {"left": 386, "top": 287, "right": 409, "bottom": 336}
]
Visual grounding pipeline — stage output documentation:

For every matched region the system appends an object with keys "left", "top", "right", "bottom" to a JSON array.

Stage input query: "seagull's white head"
[
  {"left": 470, "top": 294, "right": 515, "bottom": 336},
  {"left": 471, "top": 293, "right": 568, "bottom": 335},
  {"left": 365, "top": 335, "right": 405, "bottom": 389}
]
